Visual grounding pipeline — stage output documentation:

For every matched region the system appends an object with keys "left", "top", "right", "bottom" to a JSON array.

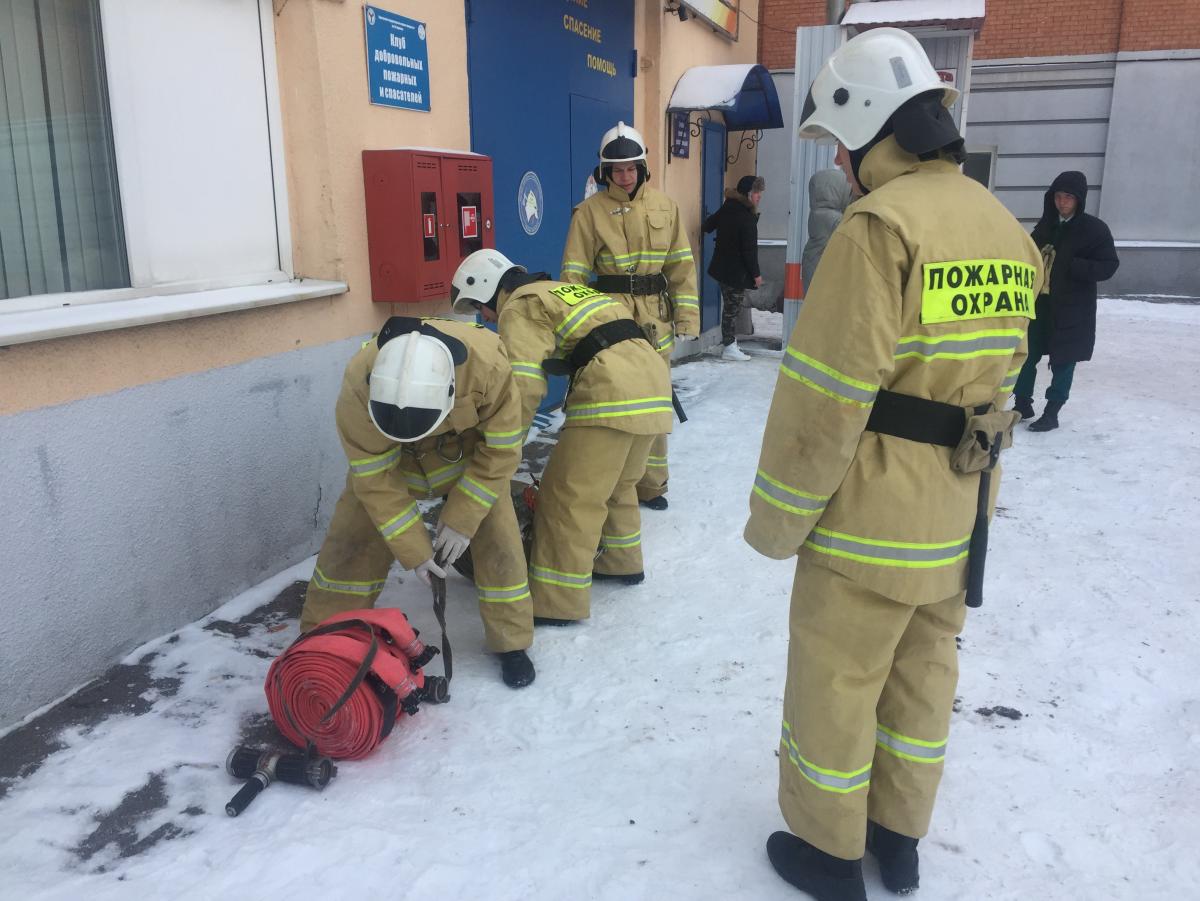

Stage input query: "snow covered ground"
[{"left": 1, "top": 298, "right": 1198, "bottom": 900}]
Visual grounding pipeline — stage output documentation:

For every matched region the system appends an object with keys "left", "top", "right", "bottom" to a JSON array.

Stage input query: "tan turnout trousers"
[
  {"left": 778, "top": 555, "right": 966, "bottom": 860},
  {"left": 300, "top": 471, "right": 532, "bottom": 652},
  {"left": 528, "top": 428, "right": 654, "bottom": 620}
]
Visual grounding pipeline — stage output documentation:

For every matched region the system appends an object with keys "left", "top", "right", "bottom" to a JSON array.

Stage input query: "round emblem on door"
[{"left": 518, "top": 171, "right": 544, "bottom": 236}]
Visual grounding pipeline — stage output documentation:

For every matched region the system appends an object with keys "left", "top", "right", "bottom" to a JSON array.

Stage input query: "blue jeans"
[{"left": 1014, "top": 315, "right": 1075, "bottom": 404}]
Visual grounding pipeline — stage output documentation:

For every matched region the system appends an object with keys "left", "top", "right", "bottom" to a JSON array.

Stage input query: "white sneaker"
[{"left": 721, "top": 341, "right": 751, "bottom": 362}]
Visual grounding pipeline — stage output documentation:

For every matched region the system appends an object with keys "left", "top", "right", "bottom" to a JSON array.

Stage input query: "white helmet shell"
[
  {"left": 450, "top": 248, "right": 524, "bottom": 314},
  {"left": 598, "top": 121, "right": 648, "bottom": 164},
  {"left": 798, "top": 27, "right": 959, "bottom": 150},
  {"left": 368, "top": 330, "right": 456, "bottom": 442}
]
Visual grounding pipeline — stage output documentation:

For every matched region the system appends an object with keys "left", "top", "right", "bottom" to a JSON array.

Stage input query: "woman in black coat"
[
  {"left": 1013, "top": 170, "right": 1119, "bottom": 431},
  {"left": 702, "top": 175, "right": 764, "bottom": 360}
]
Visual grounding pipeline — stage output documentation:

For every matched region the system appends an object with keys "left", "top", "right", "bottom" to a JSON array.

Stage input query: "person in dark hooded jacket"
[
  {"left": 703, "top": 175, "right": 765, "bottom": 361},
  {"left": 1014, "top": 170, "right": 1119, "bottom": 431}
]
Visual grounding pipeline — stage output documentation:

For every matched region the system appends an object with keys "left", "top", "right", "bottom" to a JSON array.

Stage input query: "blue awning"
[{"left": 667, "top": 63, "right": 784, "bottom": 131}]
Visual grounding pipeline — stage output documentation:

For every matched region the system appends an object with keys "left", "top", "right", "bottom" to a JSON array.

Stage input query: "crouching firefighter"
[
  {"left": 560, "top": 121, "right": 698, "bottom": 511},
  {"left": 743, "top": 29, "right": 1044, "bottom": 901},
  {"left": 451, "top": 249, "right": 672, "bottom": 624},
  {"left": 298, "top": 318, "right": 536, "bottom": 689}
]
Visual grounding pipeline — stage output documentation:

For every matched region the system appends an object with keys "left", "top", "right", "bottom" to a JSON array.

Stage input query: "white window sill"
[{"left": 0, "top": 279, "right": 348, "bottom": 348}]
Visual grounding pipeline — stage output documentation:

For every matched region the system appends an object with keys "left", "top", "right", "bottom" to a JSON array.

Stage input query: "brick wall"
[
  {"left": 1118, "top": 0, "right": 1200, "bottom": 52},
  {"left": 757, "top": 0, "right": 831, "bottom": 69},
  {"left": 973, "top": 0, "right": 1123, "bottom": 59}
]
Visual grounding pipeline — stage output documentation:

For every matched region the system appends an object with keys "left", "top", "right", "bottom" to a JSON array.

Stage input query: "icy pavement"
[{"left": 1, "top": 298, "right": 1198, "bottom": 900}]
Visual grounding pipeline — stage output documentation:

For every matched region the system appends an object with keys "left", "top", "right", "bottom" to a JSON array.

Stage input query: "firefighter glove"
[
  {"left": 413, "top": 557, "right": 447, "bottom": 586},
  {"left": 433, "top": 521, "right": 470, "bottom": 567}
]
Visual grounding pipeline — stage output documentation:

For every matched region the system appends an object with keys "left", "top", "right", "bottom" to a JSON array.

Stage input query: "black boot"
[
  {"left": 867, "top": 821, "right": 920, "bottom": 895},
  {"left": 496, "top": 650, "right": 535, "bottom": 688},
  {"left": 639, "top": 495, "right": 668, "bottom": 511},
  {"left": 533, "top": 616, "right": 575, "bottom": 627},
  {"left": 766, "top": 832, "right": 867, "bottom": 901},
  {"left": 1028, "top": 400, "right": 1062, "bottom": 432},
  {"left": 592, "top": 570, "right": 645, "bottom": 585},
  {"left": 1013, "top": 395, "right": 1035, "bottom": 420}
]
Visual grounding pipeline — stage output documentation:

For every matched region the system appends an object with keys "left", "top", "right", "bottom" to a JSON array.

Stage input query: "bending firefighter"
[
  {"left": 745, "top": 29, "right": 1043, "bottom": 901},
  {"left": 452, "top": 249, "right": 671, "bottom": 624},
  {"left": 560, "top": 121, "right": 697, "bottom": 510},
  {"left": 298, "top": 318, "right": 536, "bottom": 689}
]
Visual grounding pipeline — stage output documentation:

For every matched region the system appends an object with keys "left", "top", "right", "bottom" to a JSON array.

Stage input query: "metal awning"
[
  {"left": 842, "top": 0, "right": 986, "bottom": 33},
  {"left": 666, "top": 63, "right": 784, "bottom": 131}
]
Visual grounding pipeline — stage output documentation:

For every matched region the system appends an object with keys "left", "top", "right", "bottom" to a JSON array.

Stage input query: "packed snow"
[{"left": 1, "top": 298, "right": 1197, "bottom": 900}]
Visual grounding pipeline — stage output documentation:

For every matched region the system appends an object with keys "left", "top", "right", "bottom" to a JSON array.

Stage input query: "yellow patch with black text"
[
  {"left": 921, "top": 259, "right": 1038, "bottom": 324},
  {"left": 549, "top": 284, "right": 605, "bottom": 307}
]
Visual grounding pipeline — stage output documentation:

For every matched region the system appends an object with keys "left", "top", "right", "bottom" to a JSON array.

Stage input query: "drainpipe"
[{"left": 827, "top": 0, "right": 844, "bottom": 25}]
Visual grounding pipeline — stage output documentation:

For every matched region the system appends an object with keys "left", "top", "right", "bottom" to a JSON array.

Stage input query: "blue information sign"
[{"left": 364, "top": 5, "right": 430, "bottom": 112}]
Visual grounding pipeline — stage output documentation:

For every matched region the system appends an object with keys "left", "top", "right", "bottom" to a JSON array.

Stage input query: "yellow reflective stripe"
[
  {"left": 673, "top": 293, "right": 699, "bottom": 309},
  {"left": 530, "top": 564, "right": 592, "bottom": 589},
  {"left": 665, "top": 247, "right": 693, "bottom": 261},
  {"left": 656, "top": 333, "right": 674, "bottom": 352},
  {"left": 600, "top": 530, "right": 640, "bottom": 548},
  {"left": 599, "top": 249, "right": 669, "bottom": 263},
  {"left": 455, "top": 476, "right": 498, "bottom": 508},
  {"left": 753, "top": 469, "right": 829, "bottom": 517},
  {"left": 483, "top": 428, "right": 524, "bottom": 449},
  {"left": 998, "top": 364, "right": 1022, "bottom": 395},
  {"left": 562, "top": 260, "right": 593, "bottom": 276},
  {"left": 557, "top": 298, "right": 620, "bottom": 342},
  {"left": 311, "top": 567, "right": 386, "bottom": 597},
  {"left": 875, "top": 723, "right": 947, "bottom": 763},
  {"left": 805, "top": 527, "right": 970, "bottom": 569},
  {"left": 348, "top": 446, "right": 403, "bottom": 478},
  {"left": 511, "top": 361, "right": 546, "bottom": 381},
  {"left": 405, "top": 460, "right": 465, "bottom": 493},
  {"left": 645, "top": 455, "right": 668, "bottom": 469},
  {"left": 780, "top": 348, "right": 878, "bottom": 407},
  {"left": 379, "top": 504, "right": 421, "bottom": 540},
  {"left": 477, "top": 581, "right": 532, "bottom": 603},
  {"left": 894, "top": 328, "right": 1024, "bottom": 361},
  {"left": 781, "top": 721, "right": 871, "bottom": 794},
  {"left": 565, "top": 396, "right": 672, "bottom": 421}
]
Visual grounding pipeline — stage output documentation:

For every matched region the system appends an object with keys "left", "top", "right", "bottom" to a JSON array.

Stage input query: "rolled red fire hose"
[{"left": 265, "top": 607, "right": 446, "bottom": 760}]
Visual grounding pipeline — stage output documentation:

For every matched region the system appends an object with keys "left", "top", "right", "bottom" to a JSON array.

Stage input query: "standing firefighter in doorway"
[
  {"left": 451, "top": 249, "right": 671, "bottom": 623},
  {"left": 560, "top": 121, "right": 698, "bottom": 511},
  {"left": 745, "top": 29, "right": 1043, "bottom": 901},
  {"left": 298, "top": 318, "right": 536, "bottom": 689}
]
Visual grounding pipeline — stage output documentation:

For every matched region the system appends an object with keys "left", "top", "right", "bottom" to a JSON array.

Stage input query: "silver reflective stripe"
[
  {"left": 806, "top": 528, "right": 970, "bottom": 566},
  {"left": 379, "top": 504, "right": 421, "bottom": 540},
  {"left": 406, "top": 462, "right": 466, "bottom": 494},
  {"left": 349, "top": 446, "right": 403, "bottom": 477},
  {"left": 565, "top": 397, "right": 672, "bottom": 420},
  {"left": 753, "top": 471, "right": 827, "bottom": 515},
  {"left": 557, "top": 299, "right": 617, "bottom": 341},
  {"left": 875, "top": 725, "right": 947, "bottom": 763},
  {"left": 530, "top": 565, "right": 592, "bottom": 588},
  {"left": 894, "top": 332, "right": 1022, "bottom": 359},
  {"left": 511, "top": 361, "right": 546, "bottom": 381},
  {"left": 645, "top": 455, "right": 667, "bottom": 469},
  {"left": 781, "top": 350, "right": 878, "bottom": 406},
  {"left": 311, "top": 567, "right": 386, "bottom": 596},
  {"left": 780, "top": 723, "right": 871, "bottom": 794},
  {"left": 478, "top": 582, "right": 532, "bottom": 603},
  {"left": 456, "top": 476, "right": 498, "bottom": 508},
  {"left": 601, "top": 531, "right": 640, "bottom": 549},
  {"left": 999, "top": 368, "right": 1020, "bottom": 391},
  {"left": 484, "top": 430, "right": 524, "bottom": 449}
]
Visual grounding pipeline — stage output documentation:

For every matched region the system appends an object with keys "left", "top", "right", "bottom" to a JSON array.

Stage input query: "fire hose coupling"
[
  {"left": 224, "top": 745, "right": 338, "bottom": 817},
  {"left": 421, "top": 675, "right": 450, "bottom": 705}
]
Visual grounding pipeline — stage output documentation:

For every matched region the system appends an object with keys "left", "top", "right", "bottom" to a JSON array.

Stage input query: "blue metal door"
[{"left": 700, "top": 122, "right": 727, "bottom": 333}]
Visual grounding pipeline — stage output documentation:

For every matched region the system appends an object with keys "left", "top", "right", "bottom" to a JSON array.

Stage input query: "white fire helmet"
[
  {"left": 450, "top": 248, "right": 524, "bottom": 315},
  {"left": 368, "top": 327, "right": 460, "bottom": 442},
  {"left": 599, "top": 121, "right": 648, "bottom": 164},
  {"left": 797, "top": 27, "right": 959, "bottom": 150}
]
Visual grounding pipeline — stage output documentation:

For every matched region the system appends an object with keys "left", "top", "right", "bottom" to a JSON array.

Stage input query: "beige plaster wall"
[{"left": 0, "top": 1, "right": 470, "bottom": 417}]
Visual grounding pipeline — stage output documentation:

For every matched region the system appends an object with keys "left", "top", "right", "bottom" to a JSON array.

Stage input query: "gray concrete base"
[{"left": 1106, "top": 246, "right": 1200, "bottom": 297}]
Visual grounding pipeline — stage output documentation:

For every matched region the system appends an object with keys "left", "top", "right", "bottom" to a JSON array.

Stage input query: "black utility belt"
[
  {"left": 542, "top": 318, "right": 648, "bottom": 377},
  {"left": 592, "top": 273, "right": 668, "bottom": 296},
  {"left": 865, "top": 389, "right": 989, "bottom": 448}
]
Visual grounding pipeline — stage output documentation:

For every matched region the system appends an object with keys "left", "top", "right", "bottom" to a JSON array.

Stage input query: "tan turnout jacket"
[
  {"left": 496, "top": 280, "right": 673, "bottom": 436},
  {"left": 561, "top": 183, "right": 699, "bottom": 350},
  {"left": 335, "top": 319, "right": 524, "bottom": 569},
  {"left": 745, "top": 137, "right": 1044, "bottom": 604}
]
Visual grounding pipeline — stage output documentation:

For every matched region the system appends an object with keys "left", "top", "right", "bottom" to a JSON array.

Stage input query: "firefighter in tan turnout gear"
[
  {"left": 298, "top": 318, "right": 536, "bottom": 689},
  {"left": 560, "top": 121, "right": 697, "bottom": 510},
  {"left": 746, "top": 30, "right": 1043, "bottom": 901},
  {"left": 451, "top": 249, "right": 671, "bottom": 624}
]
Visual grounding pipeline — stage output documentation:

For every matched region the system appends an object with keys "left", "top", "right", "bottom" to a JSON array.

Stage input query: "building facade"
[
  {"left": 756, "top": 0, "right": 1200, "bottom": 296},
  {"left": 0, "top": 0, "right": 762, "bottom": 729}
]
